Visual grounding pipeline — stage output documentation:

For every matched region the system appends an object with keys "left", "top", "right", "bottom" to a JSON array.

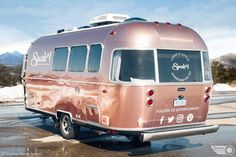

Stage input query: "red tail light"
[
  {"left": 205, "top": 87, "right": 211, "bottom": 94},
  {"left": 147, "top": 99, "right": 153, "bottom": 106},
  {"left": 204, "top": 94, "right": 210, "bottom": 103},
  {"left": 146, "top": 89, "right": 155, "bottom": 106},
  {"left": 147, "top": 89, "right": 154, "bottom": 97}
]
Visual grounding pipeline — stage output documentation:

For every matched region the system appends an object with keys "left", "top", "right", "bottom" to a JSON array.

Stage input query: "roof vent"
[{"left": 89, "top": 13, "right": 129, "bottom": 27}]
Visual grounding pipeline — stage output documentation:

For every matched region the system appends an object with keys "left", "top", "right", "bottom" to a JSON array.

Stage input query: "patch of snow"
[
  {"left": 213, "top": 83, "right": 236, "bottom": 91},
  {"left": 31, "top": 134, "right": 79, "bottom": 143},
  {"left": 0, "top": 85, "right": 24, "bottom": 102},
  {"left": 31, "top": 135, "right": 66, "bottom": 143}
]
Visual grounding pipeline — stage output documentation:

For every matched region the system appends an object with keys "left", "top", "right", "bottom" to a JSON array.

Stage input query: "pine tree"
[
  {"left": 211, "top": 61, "right": 219, "bottom": 83},
  {"left": 216, "top": 63, "right": 227, "bottom": 83}
]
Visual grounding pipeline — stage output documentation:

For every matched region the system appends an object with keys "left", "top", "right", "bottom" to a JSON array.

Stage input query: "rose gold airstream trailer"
[{"left": 22, "top": 14, "right": 218, "bottom": 142}]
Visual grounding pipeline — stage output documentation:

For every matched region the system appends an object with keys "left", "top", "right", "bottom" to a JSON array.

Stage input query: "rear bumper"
[{"left": 140, "top": 124, "right": 219, "bottom": 142}]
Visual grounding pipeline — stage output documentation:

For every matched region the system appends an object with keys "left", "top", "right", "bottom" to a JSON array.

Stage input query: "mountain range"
[{"left": 0, "top": 51, "right": 24, "bottom": 66}]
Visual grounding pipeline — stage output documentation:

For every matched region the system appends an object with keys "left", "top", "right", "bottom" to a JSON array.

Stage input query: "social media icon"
[
  {"left": 168, "top": 116, "right": 174, "bottom": 123},
  {"left": 176, "top": 114, "right": 184, "bottom": 123},
  {"left": 160, "top": 116, "right": 165, "bottom": 125},
  {"left": 187, "top": 113, "right": 194, "bottom": 122}
]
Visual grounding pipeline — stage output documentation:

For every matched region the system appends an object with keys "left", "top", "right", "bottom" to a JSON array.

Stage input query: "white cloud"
[
  {"left": 196, "top": 27, "right": 236, "bottom": 58},
  {"left": 143, "top": 1, "right": 236, "bottom": 59},
  {"left": 0, "top": 40, "right": 31, "bottom": 54},
  {"left": 38, "top": 0, "right": 134, "bottom": 33},
  {"left": 0, "top": 24, "right": 33, "bottom": 53}
]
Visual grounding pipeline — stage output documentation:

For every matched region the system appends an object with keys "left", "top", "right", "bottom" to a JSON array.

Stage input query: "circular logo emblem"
[
  {"left": 187, "top": 114, "right": 194, "bottom": 122},
  {"left": 176, "top": 114, "right": 184, "bottom": 123},
  {"left": 170, "top": 52, "right": 191, "bottom": 81}
]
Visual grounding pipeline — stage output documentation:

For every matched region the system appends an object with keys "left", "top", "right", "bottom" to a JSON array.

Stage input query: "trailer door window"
[
  {"left": 157, "top": 49, "right": 202, "bottom": 82},
  {"left": 202, "top": 52, "right": 212, "bottom": 81},
  {"left": 68, "top": 46, "right": 87, "bottom": 72},
  {"left": 88, "top": 44, "right": 102, "bottom": 72},
  {"left": 52, "top": 47, "right": 68, "bottom": 71},
  {"left": 111, "top": 50, "right": 155, "bottom": 82}
]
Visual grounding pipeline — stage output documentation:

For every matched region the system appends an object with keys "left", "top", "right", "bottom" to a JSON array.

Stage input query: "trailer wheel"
[{"left": 59, "top": 114, "right": 79, "bottom": 139}]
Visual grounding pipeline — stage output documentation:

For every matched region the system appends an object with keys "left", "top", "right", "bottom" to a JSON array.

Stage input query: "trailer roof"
[{"left": 30, "top": 21, "right": 207, "bottom": 52}]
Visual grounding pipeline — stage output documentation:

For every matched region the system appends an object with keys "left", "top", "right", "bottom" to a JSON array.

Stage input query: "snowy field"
[
  {"left": 0, "top": 83, "right": 236, "bottom": 103},
  {"left": 0, "top": 85, "right": 24, "bottom": 103},
  {"left": 213, "top": 83, "right": 236, "bottom": 91}
]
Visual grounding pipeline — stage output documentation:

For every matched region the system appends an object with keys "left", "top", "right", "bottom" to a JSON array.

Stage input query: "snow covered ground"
[
  {"left": 0, "top": 85, "right": 24, "bottom": 102},
  {"left": 0, "top": 83, "right": 235, "bottom": 103},
  {"left": 213, "top": 83, "right": 236, "bottom": 91}
]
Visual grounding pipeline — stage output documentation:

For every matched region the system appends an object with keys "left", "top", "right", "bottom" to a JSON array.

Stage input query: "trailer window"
[
  {"left": 68, "top": 46, "right": 87, "bottom": 72},
  {"left": 111, "top": 50, "right": 155, "bottom": 82},
  {"left": 202, "top": 52, "right": 212, "bottom": 81},
  {"left": 157, "top": 49, "right": 202, "bottom": 82},
  {"left": 52, "top": 47, "right": 68, "bottom": 71},
  {"left": 88, "top": 44, "right": 102, "bottom": 72}
]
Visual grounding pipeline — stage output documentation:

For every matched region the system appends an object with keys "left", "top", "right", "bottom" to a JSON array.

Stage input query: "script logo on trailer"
[
  {"left": 171, "top": 52, "right": 191, "bottom": 82},
  {"left": 31, "top": 51, "right": 52, "bottom": 67}
]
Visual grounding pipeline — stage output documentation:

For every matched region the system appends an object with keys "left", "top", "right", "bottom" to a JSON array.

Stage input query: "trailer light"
[
  {"left": 204, "top": 94, "right": 210, "bottom": 103},
  {"left": 147, "top": 89, "right": 154, "bottom": 97},
  {"left": 110, "top": 31, "right": 116, "bottom": 35},
  {"left": 147, "top": 99, "right": 153, "bottom": 106},
  {"left": 205, "top": 87, "right": 211, "bottom": 94},
  {"left": 177, "top": 23, "right": 182, "bottom": 26},
  {"left": 154, "top": 21, "right": 160, "bottom": 25}
]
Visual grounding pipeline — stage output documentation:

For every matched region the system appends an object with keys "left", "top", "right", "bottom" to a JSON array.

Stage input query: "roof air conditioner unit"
[{"left": 89, "top": 13, "right": 129, "bottom": 27}]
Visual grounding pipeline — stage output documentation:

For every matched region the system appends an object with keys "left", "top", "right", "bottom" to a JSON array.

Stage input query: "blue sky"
[{"left": 0, "top": 0, "right": 236, "bottom": 58}]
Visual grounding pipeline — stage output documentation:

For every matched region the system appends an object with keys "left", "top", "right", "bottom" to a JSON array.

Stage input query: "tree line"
[{"left": 0, "top": 64, "right": 22, "bottom": 87}]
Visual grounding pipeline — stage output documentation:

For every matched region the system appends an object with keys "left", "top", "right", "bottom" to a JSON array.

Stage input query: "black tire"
[{"left": 59, "top": 114, "right": 79, "bottom": 139}]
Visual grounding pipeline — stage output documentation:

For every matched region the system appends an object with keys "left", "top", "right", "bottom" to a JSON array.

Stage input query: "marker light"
[
  {"left": 205, "top": 87, "right": 211, "bottom": 94},
  {"left": 154, "top": 21, "right": 160, "bottom": 25},
  {"left": 110, "top": 31, "right": 116, "bottom": 35},
  {"left": 147, "top": 99, "right": 153, "bottom": 106},
  {"left": 177, "top": 23, "right": 182, "bottom": 26},
  {"left": 147, "top": 89, "right": 154, "bottom": 97},
  {"left": 204, "top": 94, "right": 210, "bottom": 103}
]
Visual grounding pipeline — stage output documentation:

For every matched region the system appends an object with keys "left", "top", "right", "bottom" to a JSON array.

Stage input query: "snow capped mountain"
[{"left": 0, "top": 51, "right": 23, "bottom": 66}]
